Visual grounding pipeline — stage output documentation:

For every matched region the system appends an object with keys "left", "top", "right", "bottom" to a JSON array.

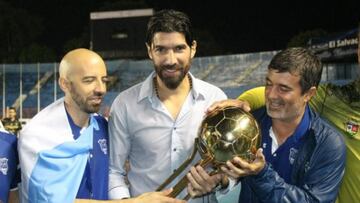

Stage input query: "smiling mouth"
[
  {"left": 267, "top": 101, "right": 283, "bottom": 109},
  {"left": 89, "top": 97, "right": 103, "bottom": 104},
  {"left": 164, "top": 69, "right": 177, "bottom": 73},
  {"left": 162, "top": 69, "right": 179, "bottom": 76}
]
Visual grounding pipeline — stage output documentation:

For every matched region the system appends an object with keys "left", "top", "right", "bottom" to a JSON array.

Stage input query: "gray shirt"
[{"left": 108, "top": 72, "right": 227, "bottom": 202}]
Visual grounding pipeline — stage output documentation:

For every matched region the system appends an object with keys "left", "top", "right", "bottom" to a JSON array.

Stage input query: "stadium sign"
[{"left": 309, "top": 28, "right": 358, "bottom": 62}]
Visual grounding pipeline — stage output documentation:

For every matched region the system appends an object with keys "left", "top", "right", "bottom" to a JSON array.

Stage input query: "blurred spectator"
[{"left": 2, "top": 107, "right": 22, "bottom": 136}]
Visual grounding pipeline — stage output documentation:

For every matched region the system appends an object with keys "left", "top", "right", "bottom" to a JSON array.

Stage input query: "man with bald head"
[{"left": 18, "top": 48, "right": 184, "bottom": 203}]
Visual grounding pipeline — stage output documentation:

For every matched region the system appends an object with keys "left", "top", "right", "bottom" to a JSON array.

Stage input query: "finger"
[
  {"left": 239, "top": 100, "right": 251, "bottom": 112},
  {"left": 192, "top": 166, "right": 214, "bottom": 187},
  {"left": 227, "top": 160, "right": 250, "bottom": 177},
  {"left": 190, "top": 166, "right": 205, "bottom": 185},
  {"left": 187, "top": 170, "right": 202, "bottom": 191},
  {"left": 207, "top": 101, "right": 222, "bottom": 113},
  {"left": 195, "top": 165, "right": 212, "bottom": 182},
  {"left": 207, "top": 100, "right": 236, "bottom": 113},
  {"left": 161, "top": 188, "right": 173, "bottom": 196},
  {"left": 220, "top": 165, "right": 239, "bottom": 179},
  {"left": 232, "top": 156, "right": 250, "bottom": 168},
  {"left": 187, "top": 182, "right": 198, "bottom": 198},
  {"left": 256, "top": 148, "right": 265, "bottom": 161}
]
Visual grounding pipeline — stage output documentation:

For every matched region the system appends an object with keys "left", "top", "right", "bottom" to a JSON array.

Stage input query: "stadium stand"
[{"left": 0, "top": 50, "right": 356, "bottom": 120}]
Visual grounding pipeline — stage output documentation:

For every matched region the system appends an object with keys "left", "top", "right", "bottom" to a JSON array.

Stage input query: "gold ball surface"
[{"left": 198, "top": 106, "right": 261, "bottom": 164}]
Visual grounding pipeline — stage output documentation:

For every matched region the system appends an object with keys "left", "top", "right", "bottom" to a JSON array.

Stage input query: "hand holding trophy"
[{"left": 156, "top": 106, "right": 261, "bottom": 200}]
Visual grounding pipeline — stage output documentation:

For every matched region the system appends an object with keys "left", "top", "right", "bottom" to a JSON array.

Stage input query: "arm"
[
  {"left": 223, "top": 132, "right": 346, "bottom": 203},
  {"left": 75, "top": 189, "right": 185, "bottom": 203},
  {"left": 108, "top": 101, "right": 132, "bottom": 199},
  {"left": 186, "top": 165, "right": 225, "bottom": 197},
  {"left": 206, "top": 86, "right": 265, "bottom": 114},
  {"left": 237, "top": 86, "right": 265, "bottom": 110}
]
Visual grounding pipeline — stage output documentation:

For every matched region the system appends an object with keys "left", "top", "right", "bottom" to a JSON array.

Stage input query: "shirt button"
[
  {"left": 90, "top": 154, "right": 93, "bottom": 158},
  {"left": 174, "top": 127, "right": 177, "bottom": 130},
  {"left": 173, "top": 148, "right": 177, "bottom": 152},
  {"left": 273, "top": 153, "right": 277, "bottom": 157}
]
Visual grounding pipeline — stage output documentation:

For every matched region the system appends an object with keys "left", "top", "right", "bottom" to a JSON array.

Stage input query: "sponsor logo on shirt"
[
  {"left": 345, "top": 121, "right": 359, "bottom": 137},
  {"left": 98, "top": 139, "right": 108, "bottom": 154},
  {"left": 0, "top": 157, "right": 8, "bottom": 175},
  {"left": 289, "top": 148, "right": 298, "bottom": 165}
]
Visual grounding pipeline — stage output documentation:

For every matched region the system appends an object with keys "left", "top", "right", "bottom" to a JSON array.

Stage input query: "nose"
[
  {"left": 164, "top": 50, "right": 177, "bottom": 66},
  {"left": 265, "top": 86, "right": 277, "bottom": 100},
  {"left": 94, "top": 79, "right": 106, "bottom": 94}
]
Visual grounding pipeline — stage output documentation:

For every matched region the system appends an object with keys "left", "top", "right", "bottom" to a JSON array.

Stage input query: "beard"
[
  {"left": 155, "top": 64, "right": 189, "bottom": 89},
  {"left": 266, "top": 98, "right": 304, "bottom": 122},
  {"left": 69, "top": 83, "right": 103, "bottom": 114}
]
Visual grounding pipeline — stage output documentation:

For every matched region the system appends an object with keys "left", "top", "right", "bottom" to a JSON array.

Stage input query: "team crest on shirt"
[
  {"left": 289, "top": 148, "right": 298, "bottom": 165},
  {"left": 345, "top": 121, "right": 359, "bottom": 137},
  {"left": 0, "top": 157, "right": 8, "bottom": 175},
  {"left": 98, "top": 139, "right": 108, "bottom": 154}
]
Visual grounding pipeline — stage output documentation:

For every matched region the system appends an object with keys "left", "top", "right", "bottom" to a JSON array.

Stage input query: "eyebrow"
[
  {"left": 265, "top": 77, "right": 293, "bottom": 90},
  {"left": 82, "top": 76, "right": 96, "bottom": 80},
  {"left": 153, "top": 44, "right": 187, "bottom": 49},
  {"left": 81, "top": 76, "right": 108, "bottom": 81}
]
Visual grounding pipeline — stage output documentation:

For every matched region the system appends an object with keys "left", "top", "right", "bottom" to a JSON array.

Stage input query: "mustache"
[
  {"left": 90, "top": 92, "right": 105, "bottom": 98},
  {"left": 161, "top": 64, "right": 179, "bottom": 70},
  {"left": 267, "top": 99, "right": 285, "bottom": 105}
]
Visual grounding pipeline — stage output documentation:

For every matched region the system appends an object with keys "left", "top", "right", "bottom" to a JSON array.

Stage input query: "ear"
[
  {"left": 190, "top": 40, "right": 197, "bottom": 59},
  {"left": 303, "top": 86, "right": 317, "bottom": 102},
  {"left": 59, "top": 77, "right": 70, "bottom": 93},
  {"left": 146, "top": 43, "right": 153, "bottom": 60}
]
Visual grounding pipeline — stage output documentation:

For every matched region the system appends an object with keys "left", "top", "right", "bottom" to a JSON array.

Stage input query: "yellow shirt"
[{"left": 238, "top": 81, "right": 360, "bottom": 203}]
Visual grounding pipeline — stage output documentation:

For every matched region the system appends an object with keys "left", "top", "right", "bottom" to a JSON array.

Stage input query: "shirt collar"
[
  {"left": 138, "top": 71, "right": 156, "bottom": 102},
  {"left": 292, "top": 104, "right": 311, "bottom": 141},
  {"left": 137, "top": 71, "right": 204, "bottom": 103},
  {"left": 262, "top": 104, "right": 311, "bottom": 143}
]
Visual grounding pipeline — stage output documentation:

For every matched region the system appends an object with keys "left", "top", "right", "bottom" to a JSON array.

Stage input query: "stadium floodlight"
[{"left": 90, "top": 8, "right": 154, "bottom": 59}]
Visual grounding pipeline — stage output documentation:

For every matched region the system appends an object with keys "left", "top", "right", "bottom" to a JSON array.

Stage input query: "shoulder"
[
  {"left": 239, "top": 86, "right": 265, "bottom": 99},
  {"left": 112, "top": 82, "right": 143, "bottom": 106},
  {"left": 193, "top": 78, "right": 227, "bottom": 98},
  {"left": 22, "top": 98, "right": 64, "bottom": 130},
  {"left": 239, "top": 86, "right": 266, "bottom": 110},
  {"left": 311, "top": 113, "right": 345, "bottom": 150},
  {"left": 194, "top": 78, "right": 223, "bottom": 92},
  {"left": 110, "top": 83, "right": 144, "bottom": 120},
  {"left": 251, "top": 106, "right": 267, "bottom": 121},
  {"left": 94, "top": 114, "right": 108, "bottom": 127},
  {"left": 93, "top": 115, "right": 109, "bottom": 140},
  {"left": 0, "top": 131, "right": 17, "bottom": 151},
  {"left": 0, "top": 131, "right": 17, "bottom": 145}
]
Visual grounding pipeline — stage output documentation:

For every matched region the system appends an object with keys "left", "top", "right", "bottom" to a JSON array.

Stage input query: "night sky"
[
  {"left": 4, "top": 0, "right": 360, "bottom": 58},
  {"left": 170, "top": 0, "right": 360, "bottom": 53}
]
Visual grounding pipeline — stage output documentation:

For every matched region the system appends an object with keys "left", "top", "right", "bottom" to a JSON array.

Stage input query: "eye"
[
  {"left": 83, "top": 79, "right": 93, "bottom": 83},
  {"left": 155, "top": 47, "right": 165, "bottom": 53},
  {"left": 102, "top": 77, "right": 110, "bottom": 84},
  {"left": 279, "top": 86, "right": 291, "bottom": 92},
  {"left": 175, "top": 45, "right": 186, "bottom": 52},
  {"left": 82, "top": 77, "right": 95, "bottom": 83}
]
